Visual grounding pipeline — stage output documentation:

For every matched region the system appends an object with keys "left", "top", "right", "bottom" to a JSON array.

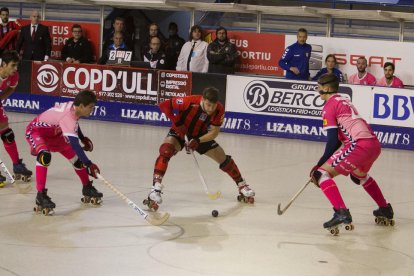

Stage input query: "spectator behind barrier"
[
  {"left": 102, "top": 17, "right": 133, "bottom": 53},
  {"left": 143, "top": 36, "right": 166, "bottom": 69},
  {"left": 0, "top": 7, "right": 20, "bottom": 55},
  {"left": 278, "top": 28, "right": 312, "bottom": 80},
  {"left": 207, "top": 26, "right": 238, "bottom": 75},
  {"left": 377, "top": 62, "right": 404, "bottom": 88},
  {"left": 312, "top": 54, "right": 344, "bottom": 83},
  {"left": 176, "top": 25, "right": 209, "bottom": 73},
  {"left": 347, "top": 57, "right": 377, "bottom": 85},
  {"left": 16, "top": 10, "right": 51, "bottom": 61},
  {"left": 164, "top": 22, "right": 185, "bottom": 70},
  {"left": 61, "top": 24, "right": 94, "bottom": 64},
  {"left": 98, "top": 31, "right": 129, "bottom": 65},
  {"left": 139, "top": 23, "right": 165, "bottom": 61}
]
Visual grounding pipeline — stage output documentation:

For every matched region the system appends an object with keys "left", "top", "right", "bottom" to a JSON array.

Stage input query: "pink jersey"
[
  {"left": 377, "top": 76, "right": 404, "bottom": 88},
  {"left": 322, "top": 95, "right": 375, "bottom": 145},
  {"left": 348, "top": 72, "right": 376, "bottom": 85},
  {"left": 0, "top": 71, "right": 19, "bottom": 92},
  {"left": 35, "top": 101, "right": 79, "bottom": 137}
]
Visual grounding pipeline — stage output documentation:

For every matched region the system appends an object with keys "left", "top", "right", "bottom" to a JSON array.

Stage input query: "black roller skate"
[
  {"left": 324, "top": 208, "right": 354, "bottom": 236},
  {"left": 81, "top": 181, "right": 103, "bottom": 205},
  {"left": 13, "top": 159, "right": 32, "bottom": 182},
  {"left": 143, "top": 182, "right": 163, "bottom": 211},
  {"left": 373, "top": 203, "right": 395, "bottom": 226},
  {"left": 0, "top": 173, "right": 6, "bottom": 187},
  {"left": 236, "top": 180, "right": 255, "bottom": 204},
  {"left": 33, "top": 189, "right": 56, "bottom": 215}
]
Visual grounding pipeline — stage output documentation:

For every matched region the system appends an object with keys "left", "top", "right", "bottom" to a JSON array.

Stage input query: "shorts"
[
  {"left": 26, "top": 121, "right": 72, "bottom": 155},
  {"left": 167, "top": 128, "right": 219, "bottom": 155},
  {"left": 0, "top": 103, "right": 9, "bottom": 124},
  {"left": 327, "top": 138, "right": 381, "bottom": 176}
]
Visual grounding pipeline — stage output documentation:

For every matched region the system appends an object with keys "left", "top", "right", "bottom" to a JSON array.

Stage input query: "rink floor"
[{"left": 1, "top": 112, "right": 413, "bottom": 276}]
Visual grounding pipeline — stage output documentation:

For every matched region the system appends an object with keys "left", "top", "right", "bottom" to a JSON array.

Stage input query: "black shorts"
[{"left": 167, "top": 128, "right": 219, "bottom": 155}]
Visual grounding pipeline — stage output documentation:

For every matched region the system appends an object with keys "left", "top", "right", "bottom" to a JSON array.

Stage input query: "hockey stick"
[
  {"left": 277, "top": 179, "right": 312, "bottom": 215},
  {"left": 185, "top": 142, "right": 221, "bottom": 200},
  {"left": 96, "top": 173, "right": 170, "bottom": 226},
  {"left": 0, "top": 158, "right": 31, "bottom": 193}
]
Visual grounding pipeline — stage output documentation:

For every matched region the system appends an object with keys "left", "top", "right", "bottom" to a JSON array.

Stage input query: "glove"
[
  {"left": 186, "top": 138, "right": 200, "bottom": 151},
  {"left": 80, "top": 136, "right": 93, "bottom": 152},
  {"left": 309, "top": 165, "right": 321, "bottom": 187},
  {"left": 174, "top": 123, "right": 187, "bottom": 137},
  {"left": 86, "top": 163, "right": 100, "bottom": 179}
]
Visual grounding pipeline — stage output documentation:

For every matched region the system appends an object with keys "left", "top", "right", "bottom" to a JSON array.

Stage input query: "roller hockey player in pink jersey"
[
  {"left": 310, "top": 73, "right": 394, "bottom": 235},
  {"left": 347, "top": 57, "right": 376, "bottom": 85},
  {"left": 0, "top": 50, "right": 32, "bottom": 187},
  {"left": 26, "top": 90, "right": 102, "bottom": 215}
]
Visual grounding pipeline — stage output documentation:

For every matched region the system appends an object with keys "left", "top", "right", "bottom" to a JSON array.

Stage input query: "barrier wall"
[{"left": 6, "top": 62, "right": 414, "bottom": 151}]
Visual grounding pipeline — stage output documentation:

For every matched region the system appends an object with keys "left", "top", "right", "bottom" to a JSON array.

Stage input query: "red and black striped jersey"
[{"left": 159, "top": 95, "right": 224, "bottom": 138}]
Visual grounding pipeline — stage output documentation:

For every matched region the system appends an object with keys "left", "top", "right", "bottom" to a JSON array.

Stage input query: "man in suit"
[{"left": 16, "top": 10, "right": 51, "bottom": 61}]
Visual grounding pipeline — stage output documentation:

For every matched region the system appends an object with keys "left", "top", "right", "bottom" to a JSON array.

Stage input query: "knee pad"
[
  {"left": 350, "top": 173, "right": 369, "bottom": 185},
  {"left": 316, "top": 169, "right": 332, "bottom": 187},
  {"left": 36, "top": 150, "right": 51, "bottom": 167},
  {"left": 72, "top": 158, "right": 84, "bottom": 169},
  {"left": 159, "top": 143, "right": 176, "bottom": 160},
  {"left": 1, "top": 128, "right": 14, "bottom": 143}
]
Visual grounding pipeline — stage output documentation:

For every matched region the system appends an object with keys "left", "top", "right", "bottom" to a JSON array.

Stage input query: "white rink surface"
[{"left": 1, "top": 112, "right": 414, "bottom": 276}]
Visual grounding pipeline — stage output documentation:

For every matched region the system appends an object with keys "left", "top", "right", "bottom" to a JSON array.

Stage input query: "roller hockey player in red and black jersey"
[{"left": 143, "top": 87, "right": 255, "bottom": 211}]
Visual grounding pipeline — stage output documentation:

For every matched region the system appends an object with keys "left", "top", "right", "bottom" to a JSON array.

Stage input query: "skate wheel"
[
  {"left": 143, "top": 199, "right": 149, "bottom": 205},
  {"left": 22, "top": 176, "right": 31, "bottom": 182},
  {"left": 247, "top": 197, "right": 254, "bottom": 204},
  {"left": 81, "top": 197, "right": 86, "bottom": 203},
  {"left": 375, "top": 217, "right": 380, "bottom": 224},
  {"left": 91, "top": 198, "right": 101, "bottom": 205},
  {"left": 237, "top": 195, "right": 242, "bottom": 202},
  {"left": 42, "top": 208, "right": 49, "bottom": 215},
  {"left": 390, "top": 220, "right": 395, "bottom": 226},
  {"left": 330, "top": 228, "right": 339, "bottom": 236},
  {"left": 345, "top": 224, "right": 354, "bottom": 231},
  {"left": 13, "top": 174, "right": 20, "bottom": 180}
]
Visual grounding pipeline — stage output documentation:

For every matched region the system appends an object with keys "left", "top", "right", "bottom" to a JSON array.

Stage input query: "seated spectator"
[
  {"left": 61, "top": 24, "right": 93, "bottom": 63},
  {"left": 143, "top": 36, "right": 166, "bottom": 69},
  {"left": 103, "top": 17, "right": 133, "bottom": 52},
  {"left": 0, "top": 7, "right": 20, "bottom": 55},
  {"left": 176, "top": 25, "right": 208, "bottom": 73},
  {"left": 377, "top": 62, "right": 404, "bottom": 88},
  {"left": 98, "top": 31, "right": 129, "bottom": 65},
  {"left": 207, "top": 26, "right": 238, "bottom": 74},
  {"left": 164, "top": 22, "right": 185, "bottom": 70},
  {"left": 312, "top": 54, "right": 344, "bottom": 82},
  {"left": 348, "top": 57, "right": 376, "bottom": 85}
]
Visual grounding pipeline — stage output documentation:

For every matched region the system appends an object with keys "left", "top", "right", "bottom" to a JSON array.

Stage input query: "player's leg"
[
  {"left": 144, "top": 130, "right": 182, "bottom": 210},
  {"left": 203, "top": 143, "right": 255, "bottom": 202},
  {"left": 25, "top": 126, "right": 55, "bottom": 211}
]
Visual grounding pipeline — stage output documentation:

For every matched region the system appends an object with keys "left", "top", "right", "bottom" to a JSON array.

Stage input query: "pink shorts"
[
  {"left": 327, "top": 138, "right": 381, "bottom": 176},
  {"left": 26, "top": 121, "right": 72, "bottom": 155},
  {"left": 0, "top": 104, "right": 9, "bottom": 124}
]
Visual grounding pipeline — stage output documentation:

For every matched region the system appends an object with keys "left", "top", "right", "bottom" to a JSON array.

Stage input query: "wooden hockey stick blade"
[
  {"left": 12, "top": 182, "right": 32, "bottom": 194},
  {"left": 146, "top": 212, "right": 170, "bottom": 226},
  {"left": 207, "top": 191, "right": 221, "bottom": 200}
]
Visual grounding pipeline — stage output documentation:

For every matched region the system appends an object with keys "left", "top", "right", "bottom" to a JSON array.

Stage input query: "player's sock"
[
  {"left": 3, "top": 140, "right": 19, "bottom": 164},
  {"left": 153, "top": 143, "right": 176, "bottom": 183},
  {"left": 219, "top": 155, "right": 243, "bottom": 183},
  {"left": 320, "top": 178, "right": 347, "bottom": 209},
  {"left": 362, "top": 177, "right": 387, "bottom": 208},
  {"left": 75, "top": 167, "right": 90, "bottom": 185},
  {"left": 60, "top": 147, "right": 90, "bottom": 185},
  {"left": 36, "top": 164, "right": 47, "bottom": 192}
]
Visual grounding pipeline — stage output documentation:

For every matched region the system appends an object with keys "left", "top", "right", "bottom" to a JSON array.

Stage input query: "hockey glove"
[
  {"left": 80, "top": 136, "right": 93, "bottom": 152},
  {"left": 186, "top": 138, "right": 200, "bottom": 151},
  {"left": 87, "top": 163, "right": 100, "bottom": 179},
  {"left": 309, "top": 165, "right": 322, "bottom": 188}
]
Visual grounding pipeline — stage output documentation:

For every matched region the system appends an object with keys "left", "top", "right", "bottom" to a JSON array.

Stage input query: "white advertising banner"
[{"left": 285, "top": 35, "right": 414, "bottom": 86}]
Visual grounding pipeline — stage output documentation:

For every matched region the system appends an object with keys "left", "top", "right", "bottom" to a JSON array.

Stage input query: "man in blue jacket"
[{"left": 278, "top": 28, "right": 312, "bottom": 80}]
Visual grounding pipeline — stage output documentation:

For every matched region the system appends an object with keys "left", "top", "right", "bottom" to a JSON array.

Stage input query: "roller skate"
[
  {"left": 13, "top": 159, "right": 32, "bottom": 182},
  {"left": 373, "top": 203, "right": 395, "bottom": 226},
  {"left": 324, "top": 208, "right": 354, "bottom": 236},
  {"left": 0, "top": 173, "right": 6, "bottom": 187},
  {"left": 33, "top": 188, "right": 55, "bottom": 215},
  {"left": 81, "top": 181, "right": 103, "bottom": 205},
  {"left": 143, "top": 182, "right": 163, "bottom": 211},
  {"left": 236, "top": 180, "right": 255, "bottom": 204}
]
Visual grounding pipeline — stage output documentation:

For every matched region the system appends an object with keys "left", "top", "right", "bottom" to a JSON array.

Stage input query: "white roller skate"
[
  {"left": 143, "top": 182, "right": 163, "bottom": 211},
  {"left": 237, "top": 180, "right": 255, "bottom": 204}
]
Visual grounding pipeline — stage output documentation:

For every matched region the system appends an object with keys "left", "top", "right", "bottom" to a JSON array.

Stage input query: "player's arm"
[
  {"left": 0, "top": 85, "right": 16, "bottom": 100},
  {"left": 67, "top": 135, "right": 99, "bottom": 177},
  {"left": 317, "top": 128, "right": 341, "bottom": 167},
  {"left": 278, "top": 46, "right": 293, "bottom": 71},
  {"left": 159, "top": 99, "right": 177, "bottom": 122},
  {"left": 78, "top": 126, "right": 93, "bottom": 152},
  {"left": 200, "top": 125, "right": 220, "bottom": 143}
]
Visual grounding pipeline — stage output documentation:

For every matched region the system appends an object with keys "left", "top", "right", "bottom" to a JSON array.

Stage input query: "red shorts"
[
  {"left": 26, "top": 121, "right": 72, "bottom": 155},
  {"left": 0, "top": 103, "right": 9, "bottom": 124},
  {"left": 327, "top": 138, "right": 381, "bottom": 176}
]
